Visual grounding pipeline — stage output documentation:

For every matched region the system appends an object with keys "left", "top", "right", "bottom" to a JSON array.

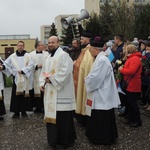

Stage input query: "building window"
[
  {"left": 1, "top": 44, "right": 8, "bottom": 46},
  {"left": 127, "top": 0, "right": 129, "bottom": 2},
  {"left": 10, "top": 44, "right": 17, "bottom": 46},
  {"left": 100, "top": 0, "right": 107, "bottom": 2}
]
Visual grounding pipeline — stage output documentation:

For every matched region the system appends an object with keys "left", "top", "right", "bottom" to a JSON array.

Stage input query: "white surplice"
[
  {"left": 39, "top": 47, "right": 76, "bottom": 123},
  {"left": 30, "top": 50, "right": 49, "bottom": 96},
  {"left": 85, "top": 51, "right": 120, "bottom": 112},
  {"left": 3, "top": 52, "right": 34, "bottom": 95}
]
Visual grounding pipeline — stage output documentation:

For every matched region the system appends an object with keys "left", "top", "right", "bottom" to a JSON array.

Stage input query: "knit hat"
[
  {"left": 132, "top": 37, "right": 139, "bottom": 48},
  {"left": 80, "top": 30, "right": 92, "bottom": 38},
  {"left": 90, "top": 36, "right": 105, "bottom": 48}
]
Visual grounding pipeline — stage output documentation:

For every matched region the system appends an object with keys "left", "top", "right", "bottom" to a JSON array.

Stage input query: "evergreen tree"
[
  {"left": 60, "top": 24, "right": 78, "bottom": 46},
  {"left": 49, "top": 23, "right": 57, "bottom": 36},
  {"left": 99, "top": 1, "right": 115, "bottom": 41},
  {"left": 111, "top": 0, "right": 135, "bottom": 41},
  {"left": 84, "top": 1, "right": 150, "bottom": 41},
  {"left": 85, "top": 12, "right": 101, "bottom": 38},
  {"left": 134, "top": 4, "right": 150, "bottom": 39},
  {"left": 85, "top": 1, "right": 135, "bottom": 41}
]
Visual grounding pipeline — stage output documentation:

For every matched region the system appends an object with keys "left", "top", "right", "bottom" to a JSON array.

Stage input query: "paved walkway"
[{"left": 0, "top": 87, "right": 150, "bottom": 150}]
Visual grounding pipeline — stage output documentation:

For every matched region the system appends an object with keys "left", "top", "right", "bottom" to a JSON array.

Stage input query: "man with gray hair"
[{"left": 85, "top": 36, "right": 120, "bottom": 145}]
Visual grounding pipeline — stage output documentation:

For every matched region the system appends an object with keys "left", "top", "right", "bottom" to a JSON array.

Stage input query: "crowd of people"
[{"left": 0, "top": 32, "right": 150, "bottom": 148}]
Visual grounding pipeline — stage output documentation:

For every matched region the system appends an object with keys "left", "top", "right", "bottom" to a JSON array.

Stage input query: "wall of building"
[
  {"left": 40, "top": 25, "right": 51, "bottom": 44},
  {"left": 85, "top": 0, "right": 100, "bottom": 14},
  {"left": 85, "top": 0, "right": 149, "bottom": 15},
  {"left": 0, "top": 39, "right": 36, "bottom": 59}
]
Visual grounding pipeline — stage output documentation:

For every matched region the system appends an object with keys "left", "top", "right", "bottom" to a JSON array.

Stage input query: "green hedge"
[{"left": 4, "top": 75, "right": 12, "bottom": 87}]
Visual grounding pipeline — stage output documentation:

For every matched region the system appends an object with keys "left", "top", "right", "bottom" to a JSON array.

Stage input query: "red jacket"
[{"left": 120, "top": 52, "right": 142, "bottom": 92}]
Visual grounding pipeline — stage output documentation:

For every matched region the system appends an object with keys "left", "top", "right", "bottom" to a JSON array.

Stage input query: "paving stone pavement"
[{"left": 0, "top": 87, "right": 150, "bottom": 150}]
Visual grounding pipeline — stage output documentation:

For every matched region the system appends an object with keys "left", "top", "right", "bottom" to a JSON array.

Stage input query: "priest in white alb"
[
  {"left": 39, "top": 36, "right": 76, "bottom": 148},
  {"left": 30, "top": 41, "right": 49, "bottom": 113},
  {"left": 0, "top": 41, "right": 34, "bottom": 118}
]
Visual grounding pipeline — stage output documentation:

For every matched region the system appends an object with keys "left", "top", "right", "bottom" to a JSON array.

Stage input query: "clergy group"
[{"left": 0, "top": 34, "right": 121, "bottom": 148}]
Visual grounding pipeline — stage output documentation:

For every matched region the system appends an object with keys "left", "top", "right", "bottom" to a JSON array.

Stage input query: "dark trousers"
[
  {"left": 46, "top": 111, "right": 76, "bottom": 146},
  {"left": 126, "top": 91, "right": 141, "bottom": 123},
  {"left": 119, "top": 93, "right": 128, "bottom": 115},
  {"left": 30, "top": 89, "right": 44, "bottom": 110},
  {"left": 10, "top": 77, "right": 33, "bottom": 113},
  {"left": 0, "top": 90, "right": 6, "bottom": 116},
  {"left": 141, "top": 85, "right": 150, "bottom": 105}
]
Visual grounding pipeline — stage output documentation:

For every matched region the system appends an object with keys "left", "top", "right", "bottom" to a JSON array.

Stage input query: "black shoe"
[
  {"left": 12, "top": 113, "right": 20, "bottom": 118},
  {"left": 63, "top": 143, "right": 74, "bottom": 148},
  {"left": 139, "top": 102, "right": 146, "bottom": 106},
  {"left": 123, "top": 119, "right": 133, "bottom": 124},
  {"left": 118, "top": 112, "right": 128, "bottom": 117},
  {"left": 49, "top": 145, "right": 57, "bottom": 149},
  {"left": 129, "top": 122, "right": 142, "bottom": 128},
  {"left": 0, "top": 117, "right": 4, "bottom": 120},
  {"left": 21, "top": 112, "right": 28, "bottom": 117},
  {"left": 34, "top": 108, "right": 42, "bottom": 113},
  {"left": 124, "top": 114, "right": 129, "bottom": 120}
]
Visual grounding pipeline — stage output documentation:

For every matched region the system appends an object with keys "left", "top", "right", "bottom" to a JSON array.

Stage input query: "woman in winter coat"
[{"left": 118, "top": 44, "right": 142, "bottom": 128}]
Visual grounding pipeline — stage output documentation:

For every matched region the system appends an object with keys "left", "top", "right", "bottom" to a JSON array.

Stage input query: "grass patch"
[{"left": 4, "top": 75, "right": 13, "bottom": 87}]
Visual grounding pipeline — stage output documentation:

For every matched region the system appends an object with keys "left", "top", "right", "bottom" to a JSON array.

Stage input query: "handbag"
[
  {"left": 120, "top": 66, "right": 140, "bottom": 92},
  {"left": 120, "top": 80, "right": 128, "bottom": 92}
]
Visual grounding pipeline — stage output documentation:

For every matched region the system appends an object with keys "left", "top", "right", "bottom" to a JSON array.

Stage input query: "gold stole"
[
  {"left": 73, "top": 49, "right": 86, "bottom": 97},
  {"left": 44, "top": 51, "right": 62, "bottom": 124},
  {"left": 11, "top": 53, "right": 30, "bottom": 97},
  {"left": 34, "top": 70, "right": 41, "bottom": 97},
  {"left": 33, "top": 51, "right": 43, "bottom": 97},
  {"left": 44, "top": 83, "right": 57, "bottom": 124}
]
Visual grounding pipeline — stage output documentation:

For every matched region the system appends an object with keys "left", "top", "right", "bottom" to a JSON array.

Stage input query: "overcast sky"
[{"left": 0, "top": 0, "right": 84, "bottom": 39}]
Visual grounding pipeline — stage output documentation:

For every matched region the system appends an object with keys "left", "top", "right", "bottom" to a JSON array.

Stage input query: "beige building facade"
[
  {"left": 85, "top": 0, "right": 100, "bottom": 15},
  {"left": 40, "top": 25, "right": 51, "bottom": 44},
  {"left": 85, "top": 0, "right": 150, "bottom": 14},
  {"left": 0, "top": 35, "right": 36, "bottom": 59}
]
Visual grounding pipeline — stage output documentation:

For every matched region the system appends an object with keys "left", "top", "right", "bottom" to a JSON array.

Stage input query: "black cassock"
[
  {"left": 9, "top": 50, "right": 33, "bottom": 113},
  {"left": 0, "top": 90, "right": 6, "bottom": 116},
  {"left": 10, "top": 76, "right": 33, "bottom": 113}
]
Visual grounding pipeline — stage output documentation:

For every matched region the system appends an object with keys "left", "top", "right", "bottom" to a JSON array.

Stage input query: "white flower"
[{"left": 116, "top": 60, "right": 122, "bottom": 65}]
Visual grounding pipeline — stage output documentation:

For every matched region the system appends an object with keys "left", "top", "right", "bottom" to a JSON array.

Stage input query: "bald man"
[{"left": 39, "top": 36, "right": 76, "bottom": 148}]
